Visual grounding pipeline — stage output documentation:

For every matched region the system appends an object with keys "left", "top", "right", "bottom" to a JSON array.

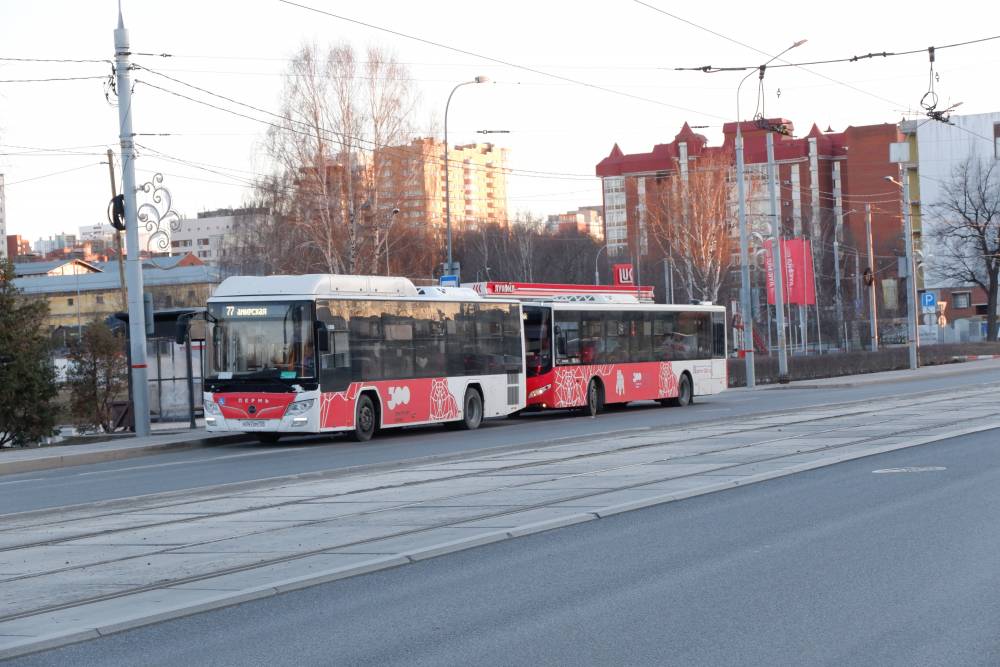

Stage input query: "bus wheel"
[
  {"left": 663, "top": 373, "right": 693, "bottom": 407},
  {"left": 460, "top": 387, "right": 483, "bottom": 430},
  {"left": 255, "top": 433, "right": 281, "bottom": 444},
  {"left": 351, "top": 395, "right": 377, "bottom": 442},
  {"left": 583, "top": 379, "right": 603, "bottom": 417}
]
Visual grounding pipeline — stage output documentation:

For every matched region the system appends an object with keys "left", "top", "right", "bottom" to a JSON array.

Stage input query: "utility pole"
[
  {"left": 865, "top": 203, "right": 879, "bottom": 350},
  {"left": 114, "top": 5, "right": 151, "bottom": 437},
  {"left": 105, "top": 149, "right": 127, "bottom": 311},
  {"left": 833, "top": 239, "right": 843, "bottom": 349},
  {"left": 736, "top": 123, "right": 756, "bottom": 388},
  {"left": 900, "top": 169, "right": 919, "bottom": 369},
  {"left": 766, "top": 132, "right": 789, "bottom": 381}
]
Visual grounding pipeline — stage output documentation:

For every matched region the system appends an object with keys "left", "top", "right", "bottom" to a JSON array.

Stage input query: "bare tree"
[
  {"left": 929, "top": 156, "right": 1000, "bottom": 341},
  {"left": 648, "top": 152, "right": 740, "bottom": 303},
  {"left": 244, "top": 42, "right": 420, "bottom": 277}
]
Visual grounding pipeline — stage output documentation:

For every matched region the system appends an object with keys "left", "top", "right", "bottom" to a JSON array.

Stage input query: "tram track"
[
  {"left": 1, "top": 388, "right": 992, "bottom": 625},
  {"left": 0, "top": 391, "right": 941, "bottom": 553}
]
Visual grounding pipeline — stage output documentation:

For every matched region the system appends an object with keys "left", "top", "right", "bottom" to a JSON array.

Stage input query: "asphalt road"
[
  {"left": 16, "top": 426, "right": 1000, "bottom": 666},
  {"left": 2, "top": 365, "right": 999, "bottom": 514}
]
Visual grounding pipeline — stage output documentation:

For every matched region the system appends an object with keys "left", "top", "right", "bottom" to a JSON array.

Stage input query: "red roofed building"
[{"left": 595, "top": 120, "right": 907, "bottom": 347}]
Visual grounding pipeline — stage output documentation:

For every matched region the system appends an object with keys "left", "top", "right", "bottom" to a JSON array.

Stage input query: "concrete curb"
[
  {"left": 0, "top": 434, "right": 250, "bottom": 476},
  {"left": 757, "top": 358, "right": 1000, "bottom": 390},
  {"left": 4, "top": 420, "right": 997, "bottom": 660}
]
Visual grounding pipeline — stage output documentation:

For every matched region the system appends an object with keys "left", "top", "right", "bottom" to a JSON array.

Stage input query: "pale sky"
[{"left": 1, "top": 0, "right": 998, "bottom": 242}]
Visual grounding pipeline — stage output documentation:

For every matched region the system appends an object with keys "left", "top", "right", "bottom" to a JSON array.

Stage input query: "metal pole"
[
  {"left": 865, "top": 203, "right": 879, "bottom": 350},
  {"left": 736, "top": 125, "right": 756, "bottom": 388},
  {"left": 106, "top": 149, "right": 127, "bottom": 311},
  {"left": 185, "top": 332, "right": 196, "bottom": 429},
  {"left": 766, "top": 132, "right": 789, "bottom": 381},
  {"left": 74, "top": 270, "right": 81, "bottom": 339},
  {"left": 833, "top": 239, "right": 843, "bottom": 349},
  {"left": 594, "top": 244, "right": 606, "bottom": 285},
  {"left": 115, "top": 6, "right": 151, "bottom": 437},
  {"left": 901, "top": 167, "right": 919, "bottom": 369},
  {"left": 810, "top": 244, "right": 822, "bottom": 352}
]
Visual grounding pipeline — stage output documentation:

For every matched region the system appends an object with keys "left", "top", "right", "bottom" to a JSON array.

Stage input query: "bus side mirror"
[{"left": 315, "top": 321, "right": 330, "bottom": 353}]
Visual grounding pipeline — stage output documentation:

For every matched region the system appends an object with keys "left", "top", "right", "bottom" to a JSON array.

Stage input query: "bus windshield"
[
  {"left": 206, "top": 301, "right": 315, "bottom": 380},
  {"left": 523, "top": 306, "right": 552, "bottom": 378}
]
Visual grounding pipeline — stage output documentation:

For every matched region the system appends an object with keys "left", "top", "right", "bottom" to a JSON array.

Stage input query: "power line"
[
  {"left": 632, "top": 0, "right": 911, "bottom": 112},
  {"left": 0, "top": 56, "right": 109, "bottom": 64},
  {"left": 133, "top": 74, "right": 599, "bottom": 182},
  {"left": 0, "top": 75, "right": 107, "bottom": 83},
  {"left": 3, "top": 162, "right": 103, "bottom": 186},
  {"left": 274, "top": 0, "right": 726, "bottom": 121},
  {"left": 670, "top": 33, "right": 1000, "bottom": 72}
]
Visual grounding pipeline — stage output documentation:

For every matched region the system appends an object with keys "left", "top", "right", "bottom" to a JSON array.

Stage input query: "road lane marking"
[
  {"left": 74, "top": 447, "right": 312, "bottom": 476},
  {"left": 872, "top": 466, "right": 947, "bottom": 474}
]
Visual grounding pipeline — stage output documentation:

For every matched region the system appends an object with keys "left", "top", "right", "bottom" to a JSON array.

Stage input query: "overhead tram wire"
[
  {"left": 3, "top": 162, "right": 104, "bottom": 186},
  {"left": 0, "top": 75, "right": 108, "bottom": 83},
  {"left": 632, "top": 0, "right": 912, "bottom": 113},
  {"left": 132, "top": 76, "right": 599, "bottom": 183},
  {"left": 667, "top": 33, "right": 1000, "bottom": 73},
  {"left": 274, "top": 0, "right": 726, "bottom": 121}
]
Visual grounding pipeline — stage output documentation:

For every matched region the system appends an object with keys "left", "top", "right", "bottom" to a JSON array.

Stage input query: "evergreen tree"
[
  {"left": 66, "top": 319, "right": 128, "bottom": 433},
  {"left": 0, "top": 259, "right": 58, "bottom": 447}
]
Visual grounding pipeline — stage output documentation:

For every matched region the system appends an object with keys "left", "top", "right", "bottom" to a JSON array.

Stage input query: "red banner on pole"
[{"left": 765, "top": 239, "right": 816, "bottom": 306}]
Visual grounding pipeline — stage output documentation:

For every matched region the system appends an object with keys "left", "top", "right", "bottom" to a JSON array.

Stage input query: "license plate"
[{"left": 240, "top": 420, "right": 267, "bottom": 429}]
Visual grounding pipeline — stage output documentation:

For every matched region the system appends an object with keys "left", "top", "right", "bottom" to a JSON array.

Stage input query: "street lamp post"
[
  {"left": 735, "top": 39, "right": 806, "bottom": 389},
  {"left": 594, "top": 244, "right": 608, "bottom": 285},
  {"left": 444, "top": 75, "right": 489, "bottom": 278},
  {"left": 885, "top": 174, "right": 919, "bottom": 369}
]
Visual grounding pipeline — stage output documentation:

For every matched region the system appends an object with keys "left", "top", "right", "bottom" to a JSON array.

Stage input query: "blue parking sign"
[{"left": 920, "top": 292, "right": 936, "bottom": 309}]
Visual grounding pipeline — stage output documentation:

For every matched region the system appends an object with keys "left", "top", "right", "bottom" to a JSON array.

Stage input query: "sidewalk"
[
  {"left": 0, "top": 429, "right": 245, "bottom": 476},
  {"left": 757, "top": 356, "right": 1000, "bottom": 390}
]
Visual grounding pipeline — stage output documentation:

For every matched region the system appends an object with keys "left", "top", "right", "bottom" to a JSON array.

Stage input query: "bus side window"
[
  {"left": 712, "top": 312, "right": 726, "bottom": 358},
  {"left": 317, "top": 301, "right": 351, "bottom": 391}
]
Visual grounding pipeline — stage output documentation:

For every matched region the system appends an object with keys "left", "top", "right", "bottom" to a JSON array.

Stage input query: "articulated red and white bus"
[
  {"left": 201, "top": 275, "right": 524, "bottom": 442},
  {"left": 469, "top": 282, "right": 727, "bottom": 415}
]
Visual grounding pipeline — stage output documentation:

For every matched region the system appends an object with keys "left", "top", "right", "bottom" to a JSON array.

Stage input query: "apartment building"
[{"left": 377, "top": 138, "right": 509, "bottom": 230}]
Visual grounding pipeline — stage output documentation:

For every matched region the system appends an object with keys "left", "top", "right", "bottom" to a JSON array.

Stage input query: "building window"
[
  {"left": 953, "top": 292, "right": 971, "bottom": 309},
  {"left": 197, "top": 238, "right": 210, "bottom": 246},
  {"left": 67, "top": 298, "right": 74, "bottom": 306},
  {"left": 96, "top": 295, "right": 104, "bottom": 305},
  {"left": 171, "top": 240, "right": 180, "bottom": 248}
]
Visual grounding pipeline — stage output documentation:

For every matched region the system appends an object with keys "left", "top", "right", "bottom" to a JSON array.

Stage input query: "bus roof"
[
  {"left": 209, "top": 274, "right": 519, "bottom": 305},
  {"left": 530, "top": 300, "right": 725, "bottom": 313}
]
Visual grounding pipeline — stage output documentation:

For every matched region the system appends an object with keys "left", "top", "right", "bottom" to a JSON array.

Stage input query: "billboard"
[{"left": 765, "top": 239, "right": 816, "bottom": 306}]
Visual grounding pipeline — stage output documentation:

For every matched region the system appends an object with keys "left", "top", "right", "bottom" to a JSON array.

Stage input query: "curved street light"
[
  {"left": 735, "top": 39, "right": 806, "bottom": 389},
  {"left": 444, "top": 75, "right": 490, "bottom": 278},
  {"left": 594, "top": 243, "right": 608, "bottom": 285}
]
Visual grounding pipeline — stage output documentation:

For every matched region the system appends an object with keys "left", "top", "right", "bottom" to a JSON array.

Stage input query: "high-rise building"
[
  {"left": 545, "top": 206, "right": 604, "bottom": 240},
  {"left": 377, "top": 138, "right": 509, "bottom": 230}
]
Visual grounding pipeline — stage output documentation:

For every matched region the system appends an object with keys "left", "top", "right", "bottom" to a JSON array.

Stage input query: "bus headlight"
[
  {"left": 203, "top": 400, "right": 222, "bottom": 416},
  {"left": 286, "top": 399, "right": 315, "bottom": 416},
  {"left": 528, "top": 384, "right": 551, "bottom": 399}
]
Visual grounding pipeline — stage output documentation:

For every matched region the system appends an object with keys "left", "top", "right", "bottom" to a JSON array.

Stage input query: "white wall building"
[
  {"left": 903, "top": 111, "right": 1000, "bottom": 285},
  {"left": 78, "top": 223, "right": 117, "bottom": 244},
  {"left": 170, "top": 210, "right": 237, "bottom": 263},
  {"left": 170, "top": 208, "right": 267, "bottom": 264}
]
